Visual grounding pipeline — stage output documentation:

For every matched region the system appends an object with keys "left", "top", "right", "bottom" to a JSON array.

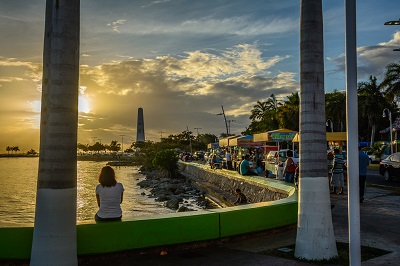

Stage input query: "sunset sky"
[{"left": 1, "top": 0, "right": 400, "bottom": 152}]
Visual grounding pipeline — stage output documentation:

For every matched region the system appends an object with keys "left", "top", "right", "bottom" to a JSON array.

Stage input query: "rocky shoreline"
[{"left": 137, "top": 168, "right": 218, "bottom": 212}]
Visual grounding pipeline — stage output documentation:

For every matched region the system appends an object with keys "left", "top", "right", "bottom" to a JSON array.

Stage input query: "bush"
[{"left": 152, "top": 149, "right": 179, "bottom": 177}]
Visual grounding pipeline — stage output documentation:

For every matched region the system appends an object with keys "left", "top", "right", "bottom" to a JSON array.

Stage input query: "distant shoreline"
[
  {"left": 0, "top": 154, "right": 39, "bottom": 158},
  {"left": 0, "top": 154, "right": 133, "bottom": 162}
]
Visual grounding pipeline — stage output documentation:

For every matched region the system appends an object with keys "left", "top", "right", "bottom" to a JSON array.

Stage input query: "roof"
[
  {"left": 253, "top": 128, "right": 297, "bottom": 142},
  {"left": 292, "top": 132, "right": 347, "bottom": 142}
]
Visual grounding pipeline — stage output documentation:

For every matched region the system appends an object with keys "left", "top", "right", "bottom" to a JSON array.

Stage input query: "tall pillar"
[{"left": 136, "top": 107, "right": 145, "bottom": 142}]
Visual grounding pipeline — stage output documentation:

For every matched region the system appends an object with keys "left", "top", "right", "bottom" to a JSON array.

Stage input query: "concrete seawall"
[{"left": 179, "top": 162, "right": 293, "bottom": 204}]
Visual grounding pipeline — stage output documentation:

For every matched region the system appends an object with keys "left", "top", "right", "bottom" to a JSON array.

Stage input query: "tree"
[
  {"left": 295, "top": 0, "right": 337, "bottom": 260},
  {"left": 108, "top": 140, "right": 121, "bottom": 152},
  {"left": 6, "top": 146, "right": 10, "bottom": 155},
  {"left": 27, "top": 149, "right": 38, "bottom": 155},
  {"left": 358, "top": 76, "right": 388, "bottom": 145},
  {"left": 381, "top": 62, "right": 400, "bottom": 103},
  {"left": 250, "top": 100, "right": 269, "bottom": 121},
  {"left": 30, "top": 1, "right": 80, "bottom": 265},
  {"left": 325, "top": 90, "right": 346, "bottom": 132},
  {"left": 77, "top": 143, "right": 89, "bottom": 152},
  {"left": 152, "top": 149, "right": 179, "bottom": 178},
  {"left": 278, "top": 92, "right": 300, "bottom": 131},
  {"left": 12, "top": 146, "right": 20, "bottom": 154}
]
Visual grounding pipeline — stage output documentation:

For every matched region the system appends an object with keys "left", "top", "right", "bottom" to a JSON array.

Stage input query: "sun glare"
[{"left": 79, "top": 95, "right": 91, "bottom": 113}]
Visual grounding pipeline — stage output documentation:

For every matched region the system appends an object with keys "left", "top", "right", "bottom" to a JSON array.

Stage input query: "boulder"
[{"left": 164, "top": 197, "right": 179, "bottom": 210}]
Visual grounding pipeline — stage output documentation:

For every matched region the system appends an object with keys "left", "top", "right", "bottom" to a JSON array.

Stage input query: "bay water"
[{"left": 0, "top": 157, "right": 174, "bottom": 227}]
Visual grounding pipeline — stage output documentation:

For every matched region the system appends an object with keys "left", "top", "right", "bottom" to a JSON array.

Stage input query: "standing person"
[
  {"left": 234, "top": 188, "right": 248, "bottom": 205},
  {"left": 95, "top": 166, "right": 124, "bottom": 222},
  {"left": 225, "top": 150, "right": 233, "bottom": 170},
  {"left": 240, "top": 154, "right": 258, "bottom": 176},
  {"left": 283, "top": 150, "right": 297, "bottom": 183},
  {"left": 359, "top": 147, "right": 370, "bottom": 203},
  {"left": 332, "top": 148, "right": 344, "bottom": 194}
]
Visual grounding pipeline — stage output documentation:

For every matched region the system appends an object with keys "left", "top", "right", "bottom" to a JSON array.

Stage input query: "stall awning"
[
  {"left": 292, "top": 132, "right": 347, "bottom": 142},
  {"left": 219, "top": 135, "right": 241, "bottom": 147},
  {"left": 253, "top": 128, "right": 297, "bottom": 142}
]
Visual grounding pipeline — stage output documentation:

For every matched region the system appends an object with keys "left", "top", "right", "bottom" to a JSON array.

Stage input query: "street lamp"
[
  {"left": 382, "top": 108, "right": 393, "bottom": 154},
  {"left": 384, "top": 19, "right": 400, "bottom": 25},
  {"left": 326, "top": 119, "right": 333, "bottom": 132},
  {"left": 120, "top": 134, "right": 125, "bottom": 152}
]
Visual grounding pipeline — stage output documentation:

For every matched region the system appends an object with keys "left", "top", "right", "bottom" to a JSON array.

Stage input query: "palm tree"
[
  {"left": 278, "top": 92, "right": 300, "bottom": 131},
  {"left": 295, "top": 0, "right": 337, "bottom": 260},
  {"left": 12, "top": 146, "right": 20, "bottom": 154},
  {"left": 358, "top": 75, "right": 388, "bottom": 146},
  {"left": 30, "top": 1, "right": 80, "bottom": 265},
  {"left": 325, "top": 90, "right": 346, "bottom": 132},
  {"left": 250, "top": 100, "right": 268, "bottom": 121},
  {"left": 381, "top": 62, "right": 400, "bottom": 102}
]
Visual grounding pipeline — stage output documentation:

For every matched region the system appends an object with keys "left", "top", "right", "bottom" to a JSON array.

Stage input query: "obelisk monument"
[{"left": 136, "top": 107, "right": 145, "bottom": 142}]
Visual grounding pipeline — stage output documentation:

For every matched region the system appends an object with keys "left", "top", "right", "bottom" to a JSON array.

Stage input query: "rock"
[
  {"left": 176, "top": 206, "right": 195, "bottom": 212},
  {"left": 164, "top": 197, "right": 179, "bottom": 210},
  {"left": 155, "top": 195, "right": 170, "bottom": 202}
]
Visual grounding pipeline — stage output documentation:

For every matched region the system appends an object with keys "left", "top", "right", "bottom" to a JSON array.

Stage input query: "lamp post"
[
  {"left": 227, "top": 119, "right": 235, "bottom": 135},
  {"left": 382, "top": 108, "right": 393, "bottom": 154},
  {"left": 216, "top": 105, "right": 229, "bottom": 135},
  {"left": 384, "top": 19, "right": 400, "bottom": 51},
  {"left": 120, "top": 134, "right": 125, "bottom": 152},
  {"left": 326, "top": 119, "right": 333, "bottom": 132},
  {"left": 194, "top": 127, "right": 201, "bottom": 148}
]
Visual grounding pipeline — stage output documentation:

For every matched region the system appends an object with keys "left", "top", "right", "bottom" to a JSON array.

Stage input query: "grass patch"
[{"left": 260, "top": 242, "right": 390, "bottom": 265}]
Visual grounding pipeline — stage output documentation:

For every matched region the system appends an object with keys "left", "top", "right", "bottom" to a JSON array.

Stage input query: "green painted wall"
[
  {"left": 77, "top": 211, "right": 220, "bottom": 255},
  {"left": 0, "top": 227, "right": 33, "bottom": 259}
]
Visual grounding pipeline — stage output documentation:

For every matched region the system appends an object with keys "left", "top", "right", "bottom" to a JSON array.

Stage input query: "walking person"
[
  {"left": 359, "top": 147, "right": 369, "bottom": 203},
  {"left": 331, "top": 148, "right": 344, "bottom": 194},
  {"left": 225, "top": 150, "right": 233, "bottom": 170},
  {"left": 284, "top": 150, "right": 297, "bottom": 183}
]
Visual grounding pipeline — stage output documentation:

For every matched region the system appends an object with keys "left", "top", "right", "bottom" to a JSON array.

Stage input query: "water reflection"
[{"left": 0, "top": 158, "right": 173, "bottom": 227}]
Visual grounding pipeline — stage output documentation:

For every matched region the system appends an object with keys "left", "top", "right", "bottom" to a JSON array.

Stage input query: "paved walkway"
[{"left": 75, "top": 184, "right": 400, "bottom": 265}]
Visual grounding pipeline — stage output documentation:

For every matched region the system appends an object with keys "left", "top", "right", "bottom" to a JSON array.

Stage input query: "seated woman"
[{"left": 95, "top": 166, "right": 124, "bottom": 222}]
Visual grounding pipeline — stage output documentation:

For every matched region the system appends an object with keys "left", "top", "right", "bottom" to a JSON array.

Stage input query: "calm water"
[{"left": 0, "top": 157, "right": 174, "bottom": 227}]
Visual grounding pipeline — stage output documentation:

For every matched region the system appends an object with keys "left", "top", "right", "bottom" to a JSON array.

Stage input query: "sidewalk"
[{"left": 77, "top": 184, "right": 400, "bottom": 265}]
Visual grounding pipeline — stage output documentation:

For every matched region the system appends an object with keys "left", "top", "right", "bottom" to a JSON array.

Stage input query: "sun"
[
  {"left": 78, "top": 86, "right": 91, "bottom": 113},
  {"left": 78, "top": 95, "right": 90, "bottom": 113}
]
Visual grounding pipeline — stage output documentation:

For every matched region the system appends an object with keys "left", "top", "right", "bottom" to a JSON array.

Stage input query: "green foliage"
[
  {"left": 371, "top": 143, "right": 388, "bottom": 161},
  {"left": 152, "top": 149, "right": 179, "bottom": 177}
]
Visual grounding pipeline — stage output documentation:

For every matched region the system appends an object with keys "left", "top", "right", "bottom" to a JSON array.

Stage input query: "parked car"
[
  {"left": 364, "top": 151, "right": 380, "bottom": 164},
  {"left": 193, "top": 151, "right": 205, "bottom": 160},
  {"left": 265, "top": 149, "right": 299, "bottom": 177},
  {"left": 379, "top": 153, "right": 400, "bottom": 181},
  {"left": 266, "top": 149, "right": 299, "bottom": 164}
]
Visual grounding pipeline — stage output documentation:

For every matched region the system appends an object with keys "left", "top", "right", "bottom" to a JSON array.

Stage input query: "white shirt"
[{"left": 96, "top": 182, "right": 124, "bottom": 218}]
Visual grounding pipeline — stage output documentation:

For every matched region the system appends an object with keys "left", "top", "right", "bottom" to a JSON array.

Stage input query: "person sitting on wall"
[
  {"left": 95, "top": 166, "right": 124, "bottom": 222},
  {"left": 239, "top": 154, "right": 258, "bottom": 176},
  {"left": 234, "top": 188, "right": 248, "bottom": 205}
]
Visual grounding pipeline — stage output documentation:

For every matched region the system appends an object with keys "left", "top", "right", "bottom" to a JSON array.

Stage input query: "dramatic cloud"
[{"left": 327, "top": 31, "right": 400, "bottom": 82}]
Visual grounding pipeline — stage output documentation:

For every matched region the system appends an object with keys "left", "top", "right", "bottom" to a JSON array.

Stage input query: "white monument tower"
[{"left": 136, "top": 107, "right": 145, "bottom": 142}]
